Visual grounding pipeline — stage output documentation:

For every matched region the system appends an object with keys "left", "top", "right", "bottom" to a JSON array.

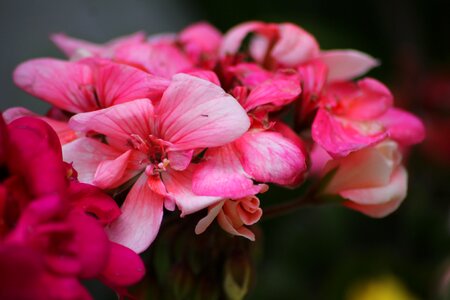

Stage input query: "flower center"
[{"left": 128, "top": 134, "right": 170, "bottom": 175}]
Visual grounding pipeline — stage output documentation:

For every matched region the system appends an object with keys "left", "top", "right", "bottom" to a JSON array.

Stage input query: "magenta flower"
[
  {"left": 0, "top": 116, "right": 144, "bottom": 299},
  {"left": 63, "top": 74, "right": 250, "bottom": 252}
]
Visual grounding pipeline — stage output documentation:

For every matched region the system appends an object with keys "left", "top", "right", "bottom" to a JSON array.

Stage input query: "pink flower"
[
  {"left": 312, "top": 78, "right": 425, "bottom": 158},
  {"left": 0, "top": 116, "right": 145, "bottom": 299},
  {"left": 195, "top": 196, "right": 262, "bottom": 241},
  {"left": 14, "top": 58, "right": 169, "bottom": 114},
  {"left": 63, "top": 74, "right": 250, "bottom": 252},
  {"left": 12, "top": 57, "right": 169, "bottom": 143},
  {"left": 320, "top": 140, "right": 408, "bottom": 218}
]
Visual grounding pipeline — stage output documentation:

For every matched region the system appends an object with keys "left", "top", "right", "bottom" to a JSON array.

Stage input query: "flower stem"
[{"left": 262, "top": 185, "right": 321, "bottom": 220}]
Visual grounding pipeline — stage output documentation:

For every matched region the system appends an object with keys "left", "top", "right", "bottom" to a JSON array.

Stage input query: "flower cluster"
[{"left": 3, "top": 21, "right": 425, "bottom": 296}]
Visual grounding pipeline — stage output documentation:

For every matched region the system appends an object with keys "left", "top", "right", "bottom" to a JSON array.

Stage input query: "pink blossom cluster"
[{"left": 2, "top": 21, "right": 425, "bottom": 295}]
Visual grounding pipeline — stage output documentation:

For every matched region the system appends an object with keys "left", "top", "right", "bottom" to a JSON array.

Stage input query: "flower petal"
[
  {"left": 99, "top": 242, "right": 145, "bottom": 287},
  {"left": 235, "top": 129, "right": 307, "bottom": 186},
  {"left": 69, "top": 99, "right": 155, "bottom": 146},
  {"left": 271, "top": 23, "right": 320, "bottom": 67},
  {"left": 342, "top": 166, "right": 407, "bottom": 218},
  {"left": 67, "top": 181, "right": 121, "bottom": 225},
  {"left": 13, "top": 58, "right": 96, "bottom": 113},
  {"left": 161, "top": 167, "right": 222, "bottom": 216},
  {"left": 157, "top": 74, "right": 250, "bottom": 151},
  {"left": 69, "top": 212, "right": 110, "bottom": 278},
  {"left": 378, "top": 108, "right": 426, "bottom": 146},
  {"left": 192, "top": 144, "right": 265, "bottom": 199},
  {"left": 51, "top": 31, "right": 146, "bottom": 58},
  {"left": 220, "top": 21, "right": 264, "bottom": 56},
  {"left": 106, "top": 173, "right": 164, "bottom": 253},
  {"left": 114, "top": 43, "right": 193, "bottom": 78},
  {"left": 323, "top": 141, "right": 401, "bottom": 193},
  {"left": 8, "top": 117, "right": 67, "bottom": 198},
  {"left": 243, "top": 71, "right": 301, "bottom": 111},
  {"left": 63, "top": 137, "right": 121, "bottom": 184},
  {"left": 195, "top": 201, "right": 225, "bottom": 235},
  {"left": 217, "top": 210, "right": 256, "bottom": 241},
  {"left": 3, "top": 107, "right": 79, "bottom": 144},
  {"left": 95, "top": 62, "right": 169, "bottom": 106},
  {"left": 320, "top": 49, "right": 379, "bottom": 81},
  {"left": 312, "top": 108, "right": 387, "bottom": 158},
  {"left": 93, "top": 150, "right": 133, "bottom": 189}
]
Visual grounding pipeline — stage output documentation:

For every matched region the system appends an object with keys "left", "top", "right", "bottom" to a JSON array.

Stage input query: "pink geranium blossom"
[
  {"left": 320, "top": 140, "right": 408, "bottom": 218},
  {"left": 0, "top": 116, "right": 144, "bottom": 299},
  {"left": 63, "top": 74, "right": 250, "bottom": 252},
  {"left": 12, "top": 57, "right": 169, "bottom": 143}
]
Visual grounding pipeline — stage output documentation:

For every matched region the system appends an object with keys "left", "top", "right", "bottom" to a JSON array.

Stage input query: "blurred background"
[{"left": 1, "top": 0, "right": 449, "bottom": 299}]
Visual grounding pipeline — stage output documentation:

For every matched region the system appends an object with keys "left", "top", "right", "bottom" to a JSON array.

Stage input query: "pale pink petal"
[
  {"left": 51, "top": 31, "right": 146, "bottom": 59},
  {"left": 378, "top": 108, "right": 426, "bottom": 146},
  {"left": 95, "top": 62, "right": 170, "bottom": 106},
  {"left": 320, "top": 49, "right": 379, "bottom": 81},
  {"left": 51, "top": 33, "right": 103, "bottom": 57},
  {"left": 243, "top": 72, "right": 301, "bottom": 111},
  {"left": 161, "top": 167, "right": 222, "bottom": 216},
  {"left": 217, "top": 210, "right": 256, "bottom": 241},
  {"left": 235, "top": 129, "right": 307, "bottom": 186},
  {"left": 192, "top": 144, "right": 265, "bottom": 199},
  {"left": 220, "top": 21, "right": 264, "bottom": 56},
  {"left": 106, "top": 173, "right": 164, "bottom": 253},
  {"left": 13, "top": 58, "right": 96, "bottom": 113},
  {"left": 342, "top": 166, "right": 407, "bottom": 218},
  {"left": 194, "top": 201, "right": 225, "bottom": 235},
  {"left": 312, "top": 108, "right": 387, "bottom": 158},
  {"left": 271, "top": 23, "right": 320, "bottom": 67},
  {"left": 323, "top": 141, "right": 401, "bottom": 193},
  {"left": 182, "top": 69, "right": 221, "bottom": 85},
  {"left": 3, "top": 107, "right": 78, "bottom": 144},
  {"left": 69, "top": 99, "right": 154, "bottom": 145},
  {"left": 93, "top": 150, "right": 132, "bottom": 189},
  {"left": 114, "top": 43, "right": 193, "bottom": 78},
  {"left": 157, "top": 74, "right": 250, "bottom": 151},
  {"left": 63, "top": 137, "right": 121, "bottom": 184}
]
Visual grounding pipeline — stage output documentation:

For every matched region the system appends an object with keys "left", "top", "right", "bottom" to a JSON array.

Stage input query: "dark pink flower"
[{"left": 0, "top": 116, "right": 144, "bottom": 299}]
